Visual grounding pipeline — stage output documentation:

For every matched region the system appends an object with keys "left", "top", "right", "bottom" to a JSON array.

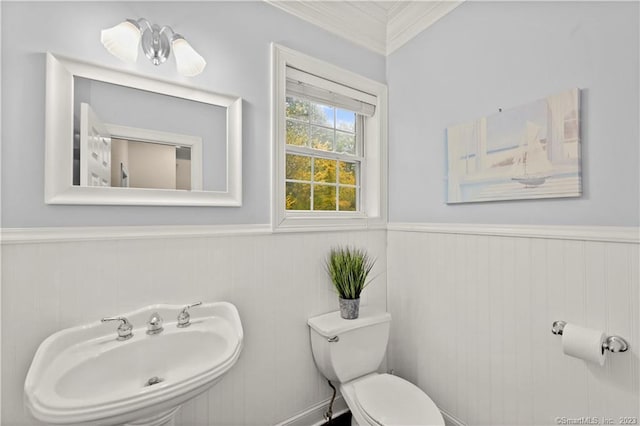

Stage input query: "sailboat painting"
[{"left": 446, "top": 88, "right": 581, "bottom": 203}]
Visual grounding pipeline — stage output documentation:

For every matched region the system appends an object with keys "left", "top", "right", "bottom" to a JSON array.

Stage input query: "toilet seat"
[{"left": 353, "top": 374, "right": 444, "bottom": 426}]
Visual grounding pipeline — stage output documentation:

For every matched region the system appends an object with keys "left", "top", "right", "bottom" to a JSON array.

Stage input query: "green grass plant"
[{"left": 325, "top": 246, "right": 375, "bottom": 300}]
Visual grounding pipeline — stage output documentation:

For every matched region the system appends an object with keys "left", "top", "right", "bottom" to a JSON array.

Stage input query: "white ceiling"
[{"left": 264, "top": 1, "right": 464, "bottom": 55}]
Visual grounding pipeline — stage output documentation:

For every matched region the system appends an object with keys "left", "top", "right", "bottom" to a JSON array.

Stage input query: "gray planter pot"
[{"left": 339, "top": 297, "right": 360, "bottom": 319}]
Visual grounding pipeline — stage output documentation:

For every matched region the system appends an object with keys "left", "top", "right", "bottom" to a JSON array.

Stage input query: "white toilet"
[{"left": 308, "top": 308, "right": 445, "bottom": 426}]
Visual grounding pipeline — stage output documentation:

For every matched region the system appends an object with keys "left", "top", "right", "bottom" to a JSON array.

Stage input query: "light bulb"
[
  {"left": 172, "top": 36, "right": 206, "bottom": 77},
  {"left": 101, "top": 20, "right": 141, "bottom": 63}
]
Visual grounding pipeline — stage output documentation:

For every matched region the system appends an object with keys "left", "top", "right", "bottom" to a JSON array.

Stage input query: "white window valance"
[{"left": 286, "top": 67, "right": 376, "bottom": 117}]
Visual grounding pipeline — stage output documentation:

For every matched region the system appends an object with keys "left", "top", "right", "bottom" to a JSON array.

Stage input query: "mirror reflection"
[
  {"left": 108, "top": 137, "right": 193, "bottom": 190},
  {"left": 73, "top": 77, "right": 227, "bottom": 192}
]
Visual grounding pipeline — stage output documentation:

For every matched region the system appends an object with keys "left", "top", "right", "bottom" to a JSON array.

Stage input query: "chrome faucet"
[
  {"left": 147, "top": 312, "right": 164, "bottom": 335},
  {"left": 177, "top": 302, "right": 202, "bottom": 328},
  {"left": 101, "top": 316, "right": 133, "bottom": 341}
]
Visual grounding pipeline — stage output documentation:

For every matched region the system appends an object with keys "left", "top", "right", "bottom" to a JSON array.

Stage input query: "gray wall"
[
  {"left": 1, "top": 1, "right": 385, "bottom": 227},
  {"left": 387, "top": 1, "right": 639, "bottom": 226}
]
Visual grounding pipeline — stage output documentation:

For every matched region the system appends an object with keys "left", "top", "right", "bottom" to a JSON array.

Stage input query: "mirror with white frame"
[{"left": 45, "top": 52, "right": 242, "bottom": 206}]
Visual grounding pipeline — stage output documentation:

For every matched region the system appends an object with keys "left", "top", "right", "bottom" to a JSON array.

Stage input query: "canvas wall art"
[{"left": 446, "top": 88, "right": 581, "bottom": 203}]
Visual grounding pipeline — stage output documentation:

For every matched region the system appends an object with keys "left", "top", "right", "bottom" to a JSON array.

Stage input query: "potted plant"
[{"left": 325, "top": 246, "right": 376, "bottom": 319}]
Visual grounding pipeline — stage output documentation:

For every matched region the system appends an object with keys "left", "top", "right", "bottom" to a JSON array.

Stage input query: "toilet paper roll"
[{"left": 562, "top": 323, "right": 606, "bottom": 366}]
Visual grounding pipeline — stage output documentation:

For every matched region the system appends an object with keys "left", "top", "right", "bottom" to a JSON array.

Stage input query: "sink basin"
[{"left": 24, "top": 302, "right": 243, "bottom": 425}]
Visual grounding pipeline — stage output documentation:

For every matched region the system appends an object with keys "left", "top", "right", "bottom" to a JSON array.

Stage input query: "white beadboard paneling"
[
  {"left": 562, "top": 240, "right": 589, "bottom": 419},
  {"left": 584, "top": 242, "right": 609, "bottom": 418},
  {"left": 1, "top": 229, "right": 387, "bottom": 426},
  {"left": 545, "top": 239, "right": 571, "bottom": 420},
  {"left": 474, "top": 235, "right": 492, "bottom": 426},
  {"left": 463, "top": 235, "right": 480, "bottom": 423},
  {"left": 604, "top": 243, "right": 637, "bottom": 418},
  {"left": 3, "top": 223, "right": 637, "bottom": 425},
  {"left": 513, "top": 237, "right": 533, "bottom": 425},
  {"left": 529, "top": 237, "right": 550, "bottom": 426},
  {"left": 388, "top": 227, "right": 639, "bottom": 426},
  {"left": 453, "top": 234, "right": 466, "bottom": 421},
  {"left": 487, "top": 236, "right": 503, "bottom": 425}
]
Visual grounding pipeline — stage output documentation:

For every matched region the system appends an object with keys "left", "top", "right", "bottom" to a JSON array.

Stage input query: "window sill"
[{"left": 273, "top": 215, "right": 386, "bottom": 233}]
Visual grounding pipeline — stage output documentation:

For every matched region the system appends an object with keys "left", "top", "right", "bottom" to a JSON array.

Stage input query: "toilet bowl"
[
  {"left": 342, "top": 373, "right": 444, "bottom": 426},
  {"left": 308, "top": 308, "right": 445, "bottom": 426}
]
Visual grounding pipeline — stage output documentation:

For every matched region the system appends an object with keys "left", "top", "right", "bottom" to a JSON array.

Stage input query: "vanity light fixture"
[{"left": 101, "top": 18, "right": 206, "bottom": 77}]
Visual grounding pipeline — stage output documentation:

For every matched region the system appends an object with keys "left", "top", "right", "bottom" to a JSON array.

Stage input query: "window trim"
[{"left": 271, "top": 44, "right": 388, "bottom": 231}]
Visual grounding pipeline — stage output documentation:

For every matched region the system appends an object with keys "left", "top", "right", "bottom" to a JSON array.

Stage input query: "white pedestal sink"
[{"left": 24, "top": 302, "right": 243, "bottom": 426}]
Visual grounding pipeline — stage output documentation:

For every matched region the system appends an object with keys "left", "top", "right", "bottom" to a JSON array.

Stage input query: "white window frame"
[{"left": 271, "top": 44, "right": 388, "bottom": 231}]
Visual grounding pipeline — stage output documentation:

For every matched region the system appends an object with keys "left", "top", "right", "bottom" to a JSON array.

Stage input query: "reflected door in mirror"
[{"left": 80, "top": 103, "right": 112, "bottom": 187}]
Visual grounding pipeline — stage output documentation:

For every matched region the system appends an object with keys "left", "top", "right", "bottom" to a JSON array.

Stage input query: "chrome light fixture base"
[{"left": 141, "top": 24, "right": 171, "bottom": 66}]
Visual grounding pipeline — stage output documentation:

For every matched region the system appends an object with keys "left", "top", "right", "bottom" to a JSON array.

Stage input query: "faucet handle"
[
  {"left": 101, "top": 316, "right": 133, "bottom": 341},
  {"left": 177, "top": 302, "right": 202, "bottom": 328},
  {"left": 146, "top": 312, "right": 164, "bottom": 335}
]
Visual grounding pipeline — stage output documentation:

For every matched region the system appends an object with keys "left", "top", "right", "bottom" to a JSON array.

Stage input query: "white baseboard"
[
  {"left": 274, "top": 395, "right": 348, "bottom": 426},
  {"left": 441, "top": 408, "right": 466, "bottom": 426},
  {"left": 273, "top": 395, "right": 463, "bottom": 426}
]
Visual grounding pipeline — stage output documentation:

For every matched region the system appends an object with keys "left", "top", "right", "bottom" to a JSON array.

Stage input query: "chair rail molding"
[
  {"left": 387, "top": 223, "right": 639, "bottom": 244},
  {"left": 3, "top": 223, "right": 638, "bottom": 244},
  {"left": 0, "top": 223, "right": 389, "bottom": 244},
  {"left": 0, "top": 224, "right": 273, "bottom": 244}
]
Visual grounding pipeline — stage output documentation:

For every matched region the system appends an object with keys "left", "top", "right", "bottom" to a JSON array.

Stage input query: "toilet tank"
[{"left": 308, "top": 308, "right": 391, "bottom": 383}]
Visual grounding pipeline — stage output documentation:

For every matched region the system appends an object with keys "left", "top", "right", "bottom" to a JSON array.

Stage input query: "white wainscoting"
[
  {"left": 387, "top": 224, "right": 639, "bottom": 426},
  {"left": 1, "top": 228, "right": 387, "bottom": 425}
]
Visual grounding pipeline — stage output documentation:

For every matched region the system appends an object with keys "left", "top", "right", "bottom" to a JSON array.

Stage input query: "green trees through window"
[{"left": 285, "top": 96, "right": 360, "bottom": 212}]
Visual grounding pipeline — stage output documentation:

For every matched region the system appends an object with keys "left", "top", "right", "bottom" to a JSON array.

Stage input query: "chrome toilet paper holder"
[{"left": 552, "top": 320, "right": 629, "bottom": 353}]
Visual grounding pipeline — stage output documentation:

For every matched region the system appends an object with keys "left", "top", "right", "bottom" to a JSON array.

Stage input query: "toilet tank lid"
[{"left": 307, "top": 308, "right": 391, "bottom": 337}]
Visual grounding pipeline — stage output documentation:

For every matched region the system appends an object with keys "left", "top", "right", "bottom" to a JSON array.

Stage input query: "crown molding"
[
  {"left": 264, "top": 1, "right": 464, "bottom": 56},
  {"left": 265, "top": 0, "right": 387, "bottom": 55},
  {"left": 386, "top": 1, "right": 464, "bottom": 55}
]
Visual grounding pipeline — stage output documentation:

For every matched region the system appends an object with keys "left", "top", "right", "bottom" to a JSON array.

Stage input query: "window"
[
  {"left": 272, "top": 44, "right": 387, "bottom": 230},
  {"left": 285, "top": 96, "right": 362, "bottom": 212}
]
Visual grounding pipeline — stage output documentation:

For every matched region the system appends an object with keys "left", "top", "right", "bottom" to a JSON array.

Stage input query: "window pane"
[
  {"left": 336, "top": 109, "right": 356, "bottom": 132},
  {"left": 286, "top": 120, "right": 309, "bottom": 146},
  {"left": 283, "top": 93, "right": 364, "bottom": 214},
  {"left": 286, "top": 97, "right": 309, "bottom": 121},
  {"left": 336, "top": 131, "right": 356, "bottom": 154},
  {"left": 311, "top": 126, "right": 334, "bottom": 151},
  {"left": 286, "top": 154, "right": 311, "bottom": 181},
  {"left": 339, "top": 187, "right": 357, "bottom": 211},
  {"left": 313, "top": 185, "right": 336, "bottom": 210},
  {"left": 310, "top": 104, "right": 335, "bottom": 127},
  {"left": 314, "top": 158, "right": 337, "bottom": 183},
  {"left": 286, "top": 182, "right": 310, "bottom": 210},
  {"left": 338, "top": 161, "right": 357, "bottom": 185}
]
